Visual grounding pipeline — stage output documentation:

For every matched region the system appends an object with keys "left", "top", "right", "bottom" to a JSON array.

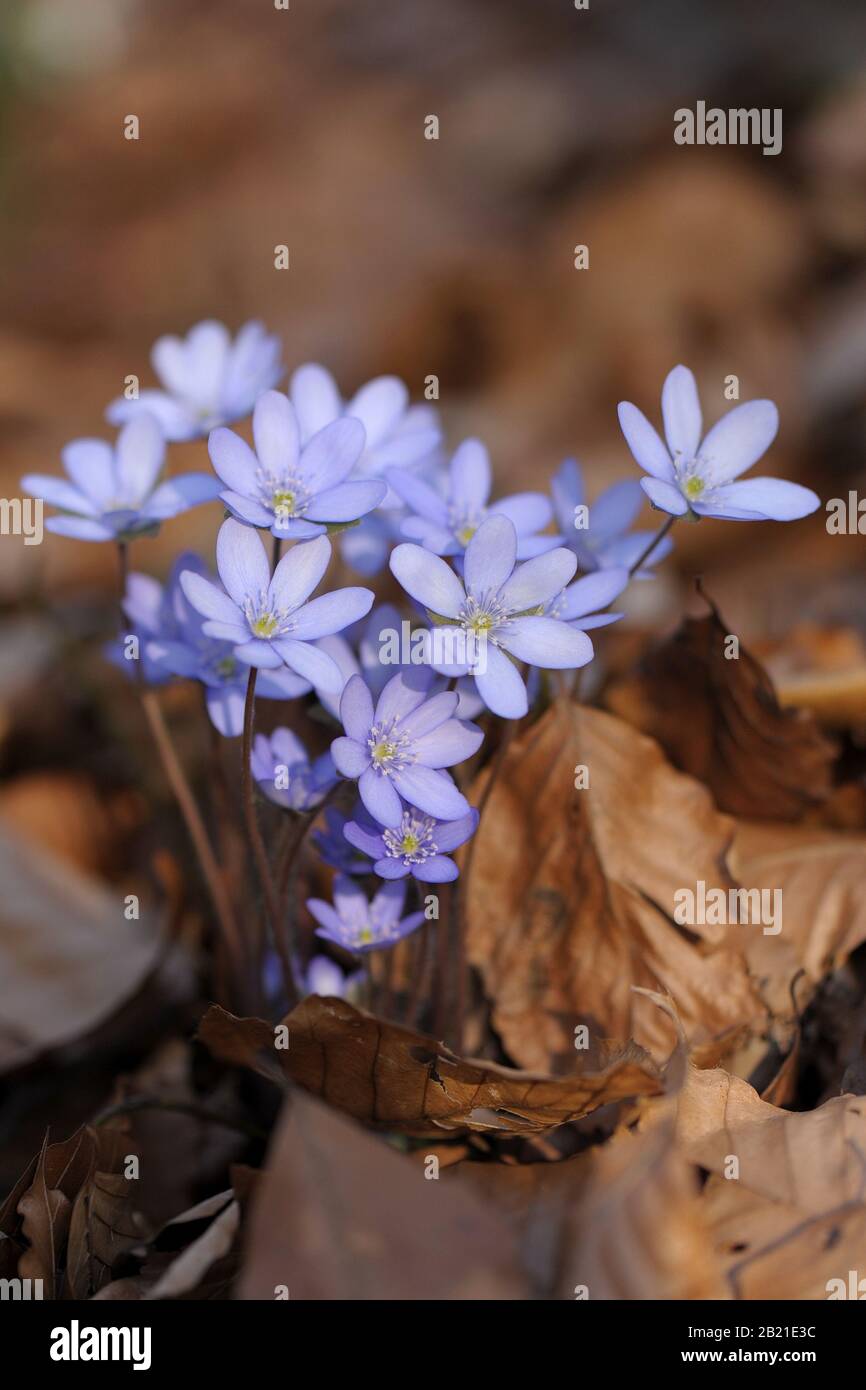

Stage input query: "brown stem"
[
  {"left": 115, "top": 543, "right": 245, "bottom": 1000},
  {"left": 406, "top": 922, "right": 432, "bottom": 1030},
  {"left": 140, "top": 689, "right": 245, "bottom": 973},
  {"left": 241, "top": 667, "right": 298, "bottom": 1008},
  {"left": 628, "top": 514, "right": 676, "bottom": 576}
]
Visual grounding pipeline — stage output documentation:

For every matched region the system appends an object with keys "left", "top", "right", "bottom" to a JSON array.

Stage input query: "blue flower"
[
  {"left": 22, "top": 415, "right": 220, "bottom": 542},
  {"left": 618, "top": 365, "right": 820, "bottom": 521},
  {"left": 344, "top": 803, "right": 479, "bottom": 883},
  {"left": 208, "top": 390, "right": 386, "bottom": 539},
  {"left": 289, "top": 364, "right": 440, "bottom": 482},
  {"left": 387, "top": 437, "right": 558, "bottom": 560},
  {"left": 301, "top": 954, "right": 364, "bottom": 1000},
  {"left": 390, "top": 514, "right": 593, "bottom": 719},
  {"left": 115, "top": 552, "right": 309, "bottom": 735},
  {"left": 549, "top": 566, "right": 630, "bottom": 630},
  {"left": 250, "top": 727, "right": 337, "bottom": 811},
  {"left": 306, "top": 874, "right": 426, "bottom": 953},
  {"left": 179, "top": 518, "right": 374, "bottom": 689},
  {"left": 551, "top": 459, "right": 673, "bottom": 576},
  {"left": 106, "top": 319, "right": 283, "bottom": 442},
  {"left": 331, "top": 670, "right": 481, "bottom": 828},
  {"left": 289, "top": 364, "right": 441, "bottom": 575},
  {"left": 311, "top": 806, "right": 370, "bottom": 874},
  {"left": 315, "top": 602, "right": 485, "bottom": 724}
]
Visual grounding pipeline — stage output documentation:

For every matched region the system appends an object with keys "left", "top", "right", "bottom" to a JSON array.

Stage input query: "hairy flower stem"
[
  {"left": 241, "top": 667, "right": 299, "bottom": 1009},
  {"left": 116, "top": 543, "right": 246, "bottom": 1005},
  {"left": 628, "top": 514, "right": 676, "bottom": 576}
]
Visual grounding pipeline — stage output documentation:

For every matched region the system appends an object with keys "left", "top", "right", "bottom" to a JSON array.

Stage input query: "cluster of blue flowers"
[{"left": 24, "top": 321, "right": 820, "bottom": 981}]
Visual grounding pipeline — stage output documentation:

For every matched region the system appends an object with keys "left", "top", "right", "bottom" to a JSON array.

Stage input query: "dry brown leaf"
[
  {"left": 565, "top": 1122, "right": 725, "bottom": 1300},
  {"left": 0, "top": 825, "right": 162, "bottom": 1073},
  {"left": 673, "top": 1062, "right": 866, "bottom": 1213},
  {"left": 704, "top": 1176, "right": 866, "bottom": 1300},
  {"left": 606, "top": 604, "right": 836, "bottom": 820},
  {"left": 238, "top": 1090, "right": 525, "bottom": 1300},
  {"left": 198, "top": 995, "right": 662, "bottom": 1137},
  {"left": 0, "top": 1125, "right": 143, "bottom": 1299},
  {"left": 465, "top": 700, "right": 764, "bottom": 1070},
  {"left": 730, "top": 820, "right": 866, "bottom": 1017},
  {"left": 65, "top": 1128, "right": 143, "bottom": 1300},
  {"left": 143, "top": 1193, "right": 240, "bottom": 1301}
]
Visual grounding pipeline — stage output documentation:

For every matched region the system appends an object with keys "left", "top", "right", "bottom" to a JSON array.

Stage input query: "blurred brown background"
[{"left": 1, "top": 0, "right": 866, "bottom": 637}]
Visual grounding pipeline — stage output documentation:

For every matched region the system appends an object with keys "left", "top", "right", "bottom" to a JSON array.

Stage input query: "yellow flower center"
[
  {"left": 272, "top": 489, "right": 296, "bottom": 515},
  {"left": 252, "top": 613, "right": 280, "bottom": 638},
  {"left": 372, "top": 739, "right": 398, "bottom": 763},
  {"left": 400, "top": 832, "right": 420, "bottom": 854},
  {"left": 684, "top": 476, "right": 705, "bottom": 500},
  {"left": 456, "top": 523, "right": 477, "bottom": 546}
]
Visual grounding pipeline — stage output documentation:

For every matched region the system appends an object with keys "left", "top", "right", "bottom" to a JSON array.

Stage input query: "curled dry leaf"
[
  {"left": 95, "top": 1169, "right": 258, "bottom": 1302},
  {"left": 565, "top": 1122, "right": 725, "bottom": 1301},
  {"left": 704, "top": 1176, "right": 866, "bottom": 1300},
  {"left": 464, "top": 700, "right": 764, "bottom": 1071},
  {"left": 673, "top": 1061, "right": 866, "bottom": 1214},
  {"left": 143, "top": 1192, "right": 240, "bottom": 1301},
  {"left": 198, "top": 995, "right": 662, "bottom": 1137},
  {"left": 0, "top": 1124, "right": 143, "bottom": 1299},
  {"left": 730, "top": 820, "right": 866, "bottom": 1018},
  {"left": 606, "top": 602, "right": 836, "bottom": 821},
  {"left": 238, "top": 1090, "right": 526, "bottom": 1300}
]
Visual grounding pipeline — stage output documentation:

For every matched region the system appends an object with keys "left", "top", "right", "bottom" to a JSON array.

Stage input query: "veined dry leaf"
[
  {"left": 1, "top": 1125, "right": 142, "bottom": 1299},
  {"left": 464, "top": 700, "right": 764, "bottom": 1070},
  {"left": 198, "top": 995, "right": 662, "bottom": 1137},
  {"left": 238, "top": 1090, "right": 525, "bottom": 1300},
  {"left": 0, "top": 826, "right": 161, "bottom": 1073},
  {"left": 673, "top": 1062, "right": 866, "bottom": 1213},
  {"left": 3, "top": 1123, "right": 142, "bottom": 1295},
  {"left": 96, "top": 1170, "right": 258, "bottom": 1302},
  {"left": 704, "top": 1177, "right": 866, "bottom": 1301},
  {"left": 565, "top": 1121, "right": 725, "bottom": 1300},
  {"left": 14, "top": 1129, "right": 93, "bottom": 1299},
  {"left": 606, "top": 604, "right": 836, "bottom": 821},
  {"left": 730, "top": 820, "right": 866, "bottom": 1017},
  {"left": 143, "top": 1193, "right": 239, "bottom": 1301},
  {"left": 65, "top": 1127, "right": 144, "bottom": 1299}
]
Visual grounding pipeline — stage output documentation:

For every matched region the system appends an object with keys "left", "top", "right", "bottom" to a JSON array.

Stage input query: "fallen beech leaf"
[
  {"left": 198, "top": 995, "right": 662, "bottom": 1136},
  {"left": 144, "top": 1193, "right": 240, "bottom": 1301},
  {"left": 730, "top": 820, "right": 866, "bottom": 1017},
  {"left": 65, "top": 1128, "right": 143, "bottom": 1299},
  {"left": 565, "top": 1122, "right": 725, "bottom": 1300},
  {"left": 1, "top": 1125, "right": 142, "bottom": 1299},
  {"left": 238, "top": 1090, "right": 525, "bottom": 1300},
  {"left": 673, "top": 1062, "right": 866, "bottom": 1213},
  {"left": 606, "top": 603, "right": 836, "bottom": 820},
  {"left": 464, "top": 700, "right": 764, "bottom": 1070},
  {"left": 0, "top": 825, "right": 161, "bottom": 1073},
  {"left": 704, "top": 1177, "right": 866, "bottom": 1300},
  {"left": 14, "top": 1130, "right": 93, "bottom": 1299}
]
